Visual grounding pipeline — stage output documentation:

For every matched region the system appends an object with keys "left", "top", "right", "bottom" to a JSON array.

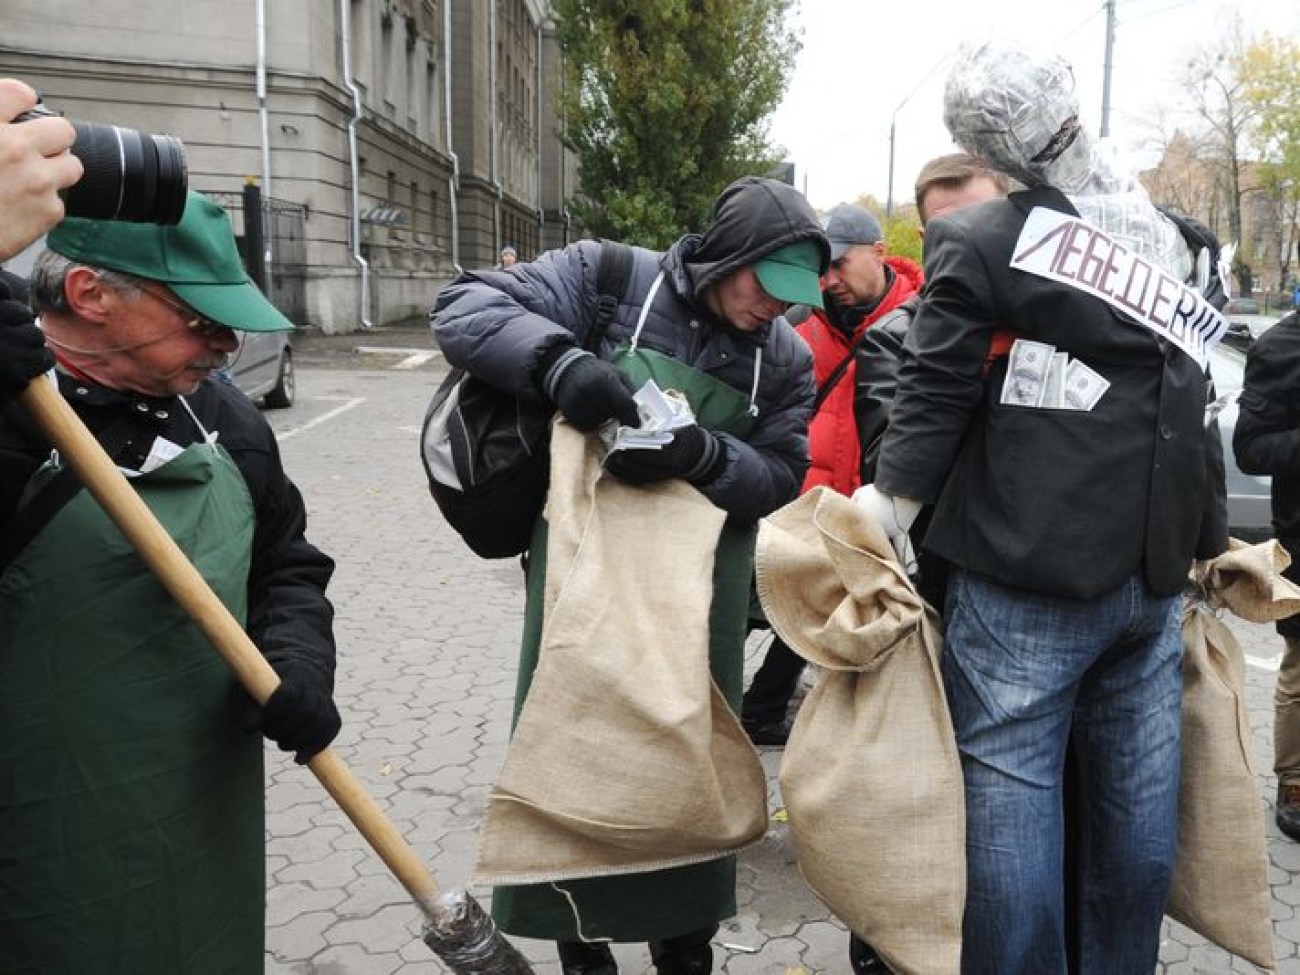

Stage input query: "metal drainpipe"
[
  {"left": 534, "top": 21, "right": 544, "bottom": 253},
  {"left": 255, "top": 0, "right": 273, "bottom": 288},
  {"left": 547, "top": 20, "right": 572, "bottom": 246},
  {"left": 489, "top": 0, "right": 503, "bottom": 253},
  {"left": 339, "top": 0, "right": 373, "bottom": 330},
  {"left": 444, "top": 0, "right": 460, "bottom": 271}
]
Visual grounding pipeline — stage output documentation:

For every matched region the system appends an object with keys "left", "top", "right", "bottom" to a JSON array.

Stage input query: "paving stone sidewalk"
[{"left": 261, "top": 364, "right": 1300, "bottom": 975}]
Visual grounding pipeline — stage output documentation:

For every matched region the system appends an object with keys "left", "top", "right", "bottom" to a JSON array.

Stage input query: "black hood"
[{"left": 682, "top": 176, "right": 830, "bottom": 302}]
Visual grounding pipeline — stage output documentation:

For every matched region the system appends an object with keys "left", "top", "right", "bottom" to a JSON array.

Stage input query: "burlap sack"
[
  {"left": 1168, "top": 539, "right": 1300, "bottom": 972},
  {"left": 756, "top": 487, "right": 963, "bottom": 975},
  {"left": 475, "top": 422, "right": 768, "bottom": 885}
]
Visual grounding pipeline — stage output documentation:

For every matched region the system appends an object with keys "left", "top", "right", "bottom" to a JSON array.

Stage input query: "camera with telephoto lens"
[{"left": 12, "top": 101, "right": 188, "bottom": 225}]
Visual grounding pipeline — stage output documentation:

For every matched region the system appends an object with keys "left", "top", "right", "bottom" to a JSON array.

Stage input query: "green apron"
[
  {"left": 0, "top": 427, "right": 264, "bottom": 974},
  {"left": 494, "top": 342, "right": 760, "bottom": 943}
]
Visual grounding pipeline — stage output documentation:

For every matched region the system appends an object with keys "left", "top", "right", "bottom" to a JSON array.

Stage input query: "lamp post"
[
  {"left": 886, "top": 109, "right": 899, "bottom": 219},
  {"left": 885, "top": 54, "right": 953, "bottom": 219}
]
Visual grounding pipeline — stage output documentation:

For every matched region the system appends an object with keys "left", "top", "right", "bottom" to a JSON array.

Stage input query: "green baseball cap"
[
  {"left": 753, "top": 240, "right": 825, "bottom": 309},
  {"left": 46, "top": 190, "right": 293, "bottom": 332}
]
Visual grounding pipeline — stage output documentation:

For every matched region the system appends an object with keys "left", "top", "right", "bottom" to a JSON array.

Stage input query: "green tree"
[
  {"left": 552, "top": 0, "right": 799, "bottom": 248},
  {"left": 882, "top": 210, "right": 922, "bottom": 267}
]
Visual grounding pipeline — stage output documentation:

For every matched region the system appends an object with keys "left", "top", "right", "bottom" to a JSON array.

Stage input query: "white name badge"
[{"left": 1011, "top": 207, "right": 1228, "bottom": 367}]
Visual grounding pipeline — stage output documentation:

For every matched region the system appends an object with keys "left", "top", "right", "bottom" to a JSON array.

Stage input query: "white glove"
[{"left": 852, "top": 484, "right": 922, "bottom": 574}]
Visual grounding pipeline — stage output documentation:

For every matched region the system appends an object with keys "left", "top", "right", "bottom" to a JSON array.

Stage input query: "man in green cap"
[
  {"left": 0, "top": 190, "right": 339, "bottom": 973},
  {"left": 431, "top": 175, "right": 827, "bottom": 975}
]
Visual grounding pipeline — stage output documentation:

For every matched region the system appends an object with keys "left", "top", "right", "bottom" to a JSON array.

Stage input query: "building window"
[
  {"left": 425, "top": 61, "right": 438, "bottom": 143},
  {"left": 430, "top": 187, "right": 440, "bottom": 250},
  {"left": 349, "top": 0, "right": 370, "bottom": 97},
  {"left": 380, "top": 7, "right": 395, "bottom": 113}
]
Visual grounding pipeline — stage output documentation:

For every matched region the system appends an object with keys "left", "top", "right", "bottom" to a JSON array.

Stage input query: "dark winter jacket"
[
  {"left": 0, "top": 373, "right": 337, "bottom": 681},
  {"left": 1233, "top": 309, "right": 1300, "bottom": 636},
  {"left": 430, "top": 177, "right": 827, "bottom": 525},
  {"left": 875, "top": 185, "right": 1229, "bottom": 599},
  {"left": 854, "top": 293, "right": 918, "bottom": 485}
]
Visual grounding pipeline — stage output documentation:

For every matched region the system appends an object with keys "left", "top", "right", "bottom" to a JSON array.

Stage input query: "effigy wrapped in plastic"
[{"left": 942, "top": 38, "right": 1191, "bottom": 279}]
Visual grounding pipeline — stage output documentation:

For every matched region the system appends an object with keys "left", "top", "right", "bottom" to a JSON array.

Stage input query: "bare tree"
[{"left": 1182, "top": 24, "right": 1260, "bottom": 295}]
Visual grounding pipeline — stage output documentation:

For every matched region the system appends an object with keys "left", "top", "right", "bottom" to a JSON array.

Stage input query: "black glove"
[
  {"left": 0, "top": 295, "right": 54, "bottom": 403},
  {"left": 605, "top": 424, "right": 725, "bottom": 485},
  {"left": 243, "top": 658, "right": 341, "bottom": 764},
  {"left": 539, "top": 346, "right": 640, "bottom": 432}
]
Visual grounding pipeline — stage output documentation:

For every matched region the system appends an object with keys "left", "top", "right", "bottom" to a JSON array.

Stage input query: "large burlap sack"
[
  {"left": 475, "top": 422, "right": 768, "bottom": 885},
  {"left": 756, "top": 487, "right": 963, "bottom": 975},
  {"left": 1168, "top": 539, "right": 1300, "bottom": 972}
]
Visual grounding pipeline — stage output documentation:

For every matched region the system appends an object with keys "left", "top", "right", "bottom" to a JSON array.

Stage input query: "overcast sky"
[{"left": 768, "top": 0, "right": 1300, "bottom": 212}]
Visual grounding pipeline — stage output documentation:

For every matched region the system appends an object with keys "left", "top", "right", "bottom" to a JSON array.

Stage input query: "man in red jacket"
[{"left": 741, "top": 203, "right": 922, "bottom": 747}]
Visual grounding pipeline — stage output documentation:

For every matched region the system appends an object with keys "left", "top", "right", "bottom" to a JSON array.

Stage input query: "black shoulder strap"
[
  {"left": 588, "top": 240, "right": 635, "bottom": 352},
  {"left": 0, "top": 412, "right": 139, "bottom": 575},
  {"left": 814, "top": 328, "right": 876, "bottom": 411}
]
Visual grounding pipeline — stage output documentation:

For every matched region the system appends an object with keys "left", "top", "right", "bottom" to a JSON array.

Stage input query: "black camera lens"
[
  {"left": 14, "top": 105, "right": 188, "bottom": 225},
  {"left": 64, "top": 121, "right": 188, "bottom": 225}
]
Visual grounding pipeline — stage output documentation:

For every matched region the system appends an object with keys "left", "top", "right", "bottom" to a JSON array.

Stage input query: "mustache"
[{"left": 191, "top": 355, "right": 231, "bottom": 371}]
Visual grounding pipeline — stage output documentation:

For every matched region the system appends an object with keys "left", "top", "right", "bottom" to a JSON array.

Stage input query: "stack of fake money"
[{"left": 1001, "top": 338, "right": 1110, "bottom": 411}]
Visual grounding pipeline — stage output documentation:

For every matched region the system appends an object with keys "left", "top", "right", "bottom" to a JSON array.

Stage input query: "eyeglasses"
[{"left": 137, "top": 284, "right": 230, "bottom": 338}]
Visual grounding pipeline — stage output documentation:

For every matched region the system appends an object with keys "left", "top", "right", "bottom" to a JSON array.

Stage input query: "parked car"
[
  {"left": 230, "top": 328, "right": 294, "bottom": 409},
  {"left": 1209, "top": 338, "right": 1272, "bottom": 542},
  {"left": 1222, "top": 316, "right": 1273, "bottom": 351},
  {"left": 1224, "top": 297, "right": 1260, "bottom": 316}
]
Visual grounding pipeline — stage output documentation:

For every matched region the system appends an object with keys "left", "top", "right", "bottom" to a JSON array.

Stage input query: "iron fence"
[{"left": 206, "top": 190, "right": 307, "bottom": 324}]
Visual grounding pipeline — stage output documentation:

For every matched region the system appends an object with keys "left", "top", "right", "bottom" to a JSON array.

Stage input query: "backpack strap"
[
  {"left": 588, "top": 240, "right": 635, "bottom": 352},
  {"left": 814, "top": 329, "right": 876, "bottom": 411}
]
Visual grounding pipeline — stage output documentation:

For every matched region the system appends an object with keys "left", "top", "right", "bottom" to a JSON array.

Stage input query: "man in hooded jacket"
[{"left": 431, "top": 176, "right": 829, "bottom": 975}]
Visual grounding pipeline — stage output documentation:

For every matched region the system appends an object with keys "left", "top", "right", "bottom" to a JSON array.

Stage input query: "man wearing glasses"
[{"left": 0, "top": 191, "right": 340, "bottom": 973}]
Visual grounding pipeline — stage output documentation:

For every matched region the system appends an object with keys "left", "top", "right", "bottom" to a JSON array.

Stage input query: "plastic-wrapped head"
[
  {"left": 943, "top": 40, "right": 1095, "bottom": 192},
  {"left": 942, "top": 39, "right": 1193, "bottom": 279}
]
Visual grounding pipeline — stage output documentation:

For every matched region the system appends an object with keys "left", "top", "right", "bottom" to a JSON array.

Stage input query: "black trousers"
[{"left": 740, "top": 633, "right": 805, "bottom": 725}]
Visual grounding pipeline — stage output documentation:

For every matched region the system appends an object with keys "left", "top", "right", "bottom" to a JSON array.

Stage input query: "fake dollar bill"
[
  {"left": 1001, "top": 338, "right": 1054, "bottom": 407},
  {"left": 1063, "top": 360, "right": 1110, "bottom": 411}
]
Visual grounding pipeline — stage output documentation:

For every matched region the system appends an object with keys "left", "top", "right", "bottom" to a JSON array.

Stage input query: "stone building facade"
[
  {"left": 0, "top": 0, "right": 578, "bottom": 332},
  {"left": 1142, "top": 131, "right": 1298, "bottom": 298}
]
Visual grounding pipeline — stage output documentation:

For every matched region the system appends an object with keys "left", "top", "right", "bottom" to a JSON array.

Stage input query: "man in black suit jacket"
[
  {"left": 858, "top": 41, "right": 1229, "bottom": 975},
  {"left": 1234, "top": 309, "right": 1300, "bottom": 841}
]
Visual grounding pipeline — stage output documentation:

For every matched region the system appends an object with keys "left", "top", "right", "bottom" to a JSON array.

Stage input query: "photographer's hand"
[
  {"left": 0, "top": 288, "right": 54, "bottom": 406},
  {"left": 0, "top": 79, "right": 83, "bottom": 261}
]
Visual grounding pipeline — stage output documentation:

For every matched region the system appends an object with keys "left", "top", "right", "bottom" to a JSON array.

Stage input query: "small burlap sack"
[
  {"left": 756, "top": 487, "right": 963, "bottom": 975},
  {"left": 1168, "top": 539, "right": 1300, "bottom": 972},
  {"left": 475, "top": 422, "right": 768, "bottom": 885}
]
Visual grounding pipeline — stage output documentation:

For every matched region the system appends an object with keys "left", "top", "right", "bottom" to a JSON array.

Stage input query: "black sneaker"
[
  {"left": 557, "top": 940, "right": 618, "bottom": 975},
  {"left": 850, "top": 934, "right": 893, "bottom": 973},
  {"left": 1278, "top": 781, "right": 1300, "bottom": 842},
  {"left": 742, "top": 719, "right": 789, "bottom": 747}
]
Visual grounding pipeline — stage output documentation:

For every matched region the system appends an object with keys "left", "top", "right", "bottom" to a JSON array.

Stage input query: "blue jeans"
[{"left": 942, "top": 570, "right": 1184, "bottom": 975}]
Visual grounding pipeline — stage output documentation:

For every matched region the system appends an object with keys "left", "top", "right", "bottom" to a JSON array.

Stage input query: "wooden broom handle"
[{"left": 20, "top": 376, "right": 444, "bottom": 915}]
